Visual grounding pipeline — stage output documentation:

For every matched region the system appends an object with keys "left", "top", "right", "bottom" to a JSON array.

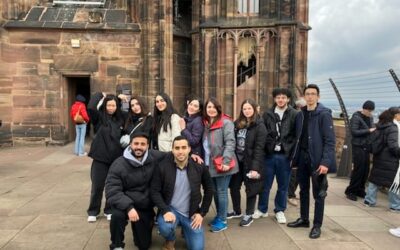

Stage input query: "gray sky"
[
  {"left": 308, "top": 0, "right": 400, "bottom": 81},
  {"left": 308, "top": 0, "right": 400, "bottom": 108}
]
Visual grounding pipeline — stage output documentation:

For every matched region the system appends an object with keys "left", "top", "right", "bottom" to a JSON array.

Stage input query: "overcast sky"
[
  {"left": 308, "top": 0, "right": 400, "bottom": 109},
  {"left": 308, "top": 0, "right": 400, "bottom": 81}
]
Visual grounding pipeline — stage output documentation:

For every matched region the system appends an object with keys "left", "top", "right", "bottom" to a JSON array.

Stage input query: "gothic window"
[{"left": 237, "top": 0, "right": 259, "bottom": 15}]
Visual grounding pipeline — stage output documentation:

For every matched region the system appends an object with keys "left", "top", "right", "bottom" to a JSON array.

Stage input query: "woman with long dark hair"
[
  {"left": 179, "top": 96, "right": 204, "bottom": 156},
  {"left": 228, "top": 99, "right": 267, "bottom": 227},
  {"left": 122, "top": 96, "right": 153, "bottom": 144},
  {"left": 364, "top": 107, "right": 400, "bottom": 211},
  {"left": 202, "top": 97, "right": 238, "bottom": 232},
  {"left": 152, "top": 93, "right": 181, "bottom": 152},
  {"left": 87, "top": 92, "right": 126, "bottom": 222}
]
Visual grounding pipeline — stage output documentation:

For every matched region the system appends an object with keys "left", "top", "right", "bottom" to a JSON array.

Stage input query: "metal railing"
[{"left": 237, "top": 64, "right": 256, "bottom": 86}]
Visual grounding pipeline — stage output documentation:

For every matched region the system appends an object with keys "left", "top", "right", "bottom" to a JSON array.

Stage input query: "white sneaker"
[
  {"left": 104, "top": 213, "right": 112, "bottom": 221},
  {"left": 389, "top": 227, "right": 400, "bottom": 237},
  {"left": 252, "top": 209, "right": 268, "bottom": 219},
  {"left": 275, "top": 211, "right": 287, "bottom": 224},
  {"left": 87, "top": 216, "right": 97, "bottom": 223}
]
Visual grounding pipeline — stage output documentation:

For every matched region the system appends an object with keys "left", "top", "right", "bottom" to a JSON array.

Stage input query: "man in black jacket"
[
  {"left": 151, "top": 136, "right": 213, "bottom": 250},
  {"left": 345, "top": 100, "right": 376, "bottom": 201},
  {"left": 105, "top": 132, "right": 165, "bottom": 250},
  {"left": 254, "top": 88, "right": 298, "bottom": 224}
]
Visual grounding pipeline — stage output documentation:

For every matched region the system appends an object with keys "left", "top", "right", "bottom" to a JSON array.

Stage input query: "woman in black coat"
[
  {"left": 122, "top": 96, "right": 154, "bottom": 146},
  {"left": 365, "top": 107, "right": 400, "bottom": 211},
  {"left": 228, "top": 98, "right": 267, "bottom": 227},
  {"left": 179, "top": 96, "right": 204, "bottom": 156},
  {"left": 87, "top": 92, "right": 125, "bottom": 222}
]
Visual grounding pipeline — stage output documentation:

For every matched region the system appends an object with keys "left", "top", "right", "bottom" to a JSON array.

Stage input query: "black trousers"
[
  {"left": 288, "top": 168, "right": 298, "bottom": 199},
  {"left": 297, "top": 150, "right": 328, "bottom": 228},
  {"left": 109, "top": 208, "right": 154, "bottom": 250},
  {"left": 87, "top": 160, "right": 112, "bottom": 216},
  {"left": 345, "top": 145, "right": 370, "bottom": 197},
  {"left": 229, "top": 161, "right": 245, "bottom": 214}
]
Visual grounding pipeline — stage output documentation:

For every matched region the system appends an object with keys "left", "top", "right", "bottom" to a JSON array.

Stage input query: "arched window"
[{"left": 237, "top": 0, "right": 259, "bottom": 16}]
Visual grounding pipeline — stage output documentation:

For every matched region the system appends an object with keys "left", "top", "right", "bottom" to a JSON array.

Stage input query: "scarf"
[{"left": 389, "top": 119, "right": 400, "bottom": 194}]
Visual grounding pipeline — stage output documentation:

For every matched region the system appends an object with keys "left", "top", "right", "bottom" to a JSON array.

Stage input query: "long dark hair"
[
  {"left": 236, "top": 98, "right": 258, "bottom": 129},
  {"left": 185, "top": 96, "right": 203, "bottom": 118},
  {"left": 125, "top": 96, "right": 149, "bottom": 130},
  {"left": 153, "top": 93, "right": 177, "bottom": 133},
  {"left": 378, "top": 107, "right": 400, "bottom": 125},
  {"left": 203, "top": 97, "right": 222, "bottom": 126},
  {"left": 99, "top": 94, "right": 124, "bottom": 125}
]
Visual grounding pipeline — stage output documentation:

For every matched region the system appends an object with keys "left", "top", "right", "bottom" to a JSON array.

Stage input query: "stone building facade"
[{"left": 0, "top": 0, "right": 309, "bottom": 145}]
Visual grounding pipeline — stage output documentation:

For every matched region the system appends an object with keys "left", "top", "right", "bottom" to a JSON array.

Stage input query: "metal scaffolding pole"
[{"left": 329, "top": 78, "right": 352, "bottom": 177}]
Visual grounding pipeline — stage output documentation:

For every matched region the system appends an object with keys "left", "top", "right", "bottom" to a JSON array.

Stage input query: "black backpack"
[{"left": 370, "top": 129, "right": 385, "bottom": 154}]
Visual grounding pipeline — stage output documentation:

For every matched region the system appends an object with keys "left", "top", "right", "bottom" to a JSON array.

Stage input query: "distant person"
[
  {"left": 288, "top": 97, "right": 306, "bottom": 206},
  {"left": 345, "top": 100, "right": 376, "bottom": 201},
  {"left": 152, "top": 93, "right": 181, "bottom": 152},
  {"left": 151, "top": 136, "right": 214, "bottom": 250},
  {"left": 364, "top": 107, "right": 400, "bottom": 211},
  {"left": 287, "top": 84, "right": 336, "bottom": 239},
  {"left": 106, "top": 132, "right": 165, "bottom": 250},
  {"left": 70, "top": 94, "right": 90, "bottom": 156}
]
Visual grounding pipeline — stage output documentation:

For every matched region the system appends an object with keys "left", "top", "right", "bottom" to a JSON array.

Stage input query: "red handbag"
[{"left": 213, "top": 156, "right": 235, "bottom": 173}]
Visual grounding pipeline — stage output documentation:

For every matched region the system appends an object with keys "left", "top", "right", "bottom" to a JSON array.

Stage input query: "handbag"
[
  {"left": 120, "top": 121, "right": 143, "bottom": 148},
  {"left": 74, "top": 106, "right": 85, "bottom": 124},
  {"left": 213, "top": 156, "right": 235, "bottom": 173}
]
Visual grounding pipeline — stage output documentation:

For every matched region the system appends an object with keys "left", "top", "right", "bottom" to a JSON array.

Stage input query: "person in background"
[
  {"left": 287, "top": 84, "right": 336, "bottom": 239},
  {"left": 344, "top": 100, "right": 376, "bottom": 201},
  {"left": 288, "top": 97, "right": 307, "bottom": 206},
  {"left": 179, "top": 96, "right": 204, "bottom": 156},
  {"left": 151, "top": 136, "right": 213, "bottom": 250},
  {"left": 106, "top": 132, "right": 165, "bottom": 250},
  {"left": 202, "top": 97, "right": 238, "bottom": 232},
  {"left": 123, "top": 96, "right": 154, "bottom": 144},
  {"left": 153, "top": 93, "right": 181, "bottom": 152},
  {"left": 254, "top": 88, "right": 298, "bottom": 224},
  {"left": 70, "top": 94, "right": 90, "bottom": 156},
  {"left": 364, "top": 107, "right": 400, "bottom": 211},
  {"left": 87, "top": 92, "right": 126, "bottom": 223},
  {"left": 228, "top": 99, "right": 267, "bottom": 227}
]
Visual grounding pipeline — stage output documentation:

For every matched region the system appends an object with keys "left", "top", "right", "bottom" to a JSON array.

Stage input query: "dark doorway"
[{"left": 67, "top": 76, "right": 91, "bottom": 142}]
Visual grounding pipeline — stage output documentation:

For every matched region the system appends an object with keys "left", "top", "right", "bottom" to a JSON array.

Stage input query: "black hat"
[
  {"left": 130, "top": 131, "right": 149, "bottom": 142},
  {"left": 76, "top": 94, "right": 86, "bottom": 102},
  {"left": 362, "top": 100, "right": 375, "bottom": 111}
]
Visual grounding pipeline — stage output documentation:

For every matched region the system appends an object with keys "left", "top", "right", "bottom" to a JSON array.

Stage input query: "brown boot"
[{"left": 162, "top": 240, "right": 175, "bottom": 250}]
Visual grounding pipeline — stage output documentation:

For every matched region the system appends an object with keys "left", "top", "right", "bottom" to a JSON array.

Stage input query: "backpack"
[{"left": 370, "top": 129, "right": 385, "bottom": 154}]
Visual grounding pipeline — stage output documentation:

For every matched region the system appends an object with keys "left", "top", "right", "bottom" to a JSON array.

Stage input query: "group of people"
[
  {"left": 68, "top": 82, "right": 399, "bottom": 249},
  {"left": 344, "top": 100, "right": 400, "bottom": 237}
]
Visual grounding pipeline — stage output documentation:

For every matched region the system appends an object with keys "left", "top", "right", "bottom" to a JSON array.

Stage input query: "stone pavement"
[{"left": 0, "top": 144, "right": 399, "bottom": 250}]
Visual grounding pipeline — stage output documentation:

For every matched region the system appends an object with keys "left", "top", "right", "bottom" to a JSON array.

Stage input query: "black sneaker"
[
  {"left": 239, "top": 215, "right": 253, "bottom": 227},
  {"left": 227, "top": 211, "right": 242, "bottom": 219},
  {"left": 346, "top": 193, "right": 357, "bottom": 201},
  {"left": 364, "top": 200, "right": 374, "bottom": 207}
]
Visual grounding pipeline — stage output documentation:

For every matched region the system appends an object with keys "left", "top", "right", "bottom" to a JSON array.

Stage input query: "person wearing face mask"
[
  {"left": 179, "top": 97, "right": 205, "bottom": 156},
  {"left": 122, "top": 96, "right": 154, "bottom": 146},
  {"left": 86, "top": 92, "right": 127, "bottom": 223},
  {"left": 228, "top": 99, "right": 267, "bottom": 227},
  {"left": 152, "top": 93, "right": 181, "bottom": 152}
]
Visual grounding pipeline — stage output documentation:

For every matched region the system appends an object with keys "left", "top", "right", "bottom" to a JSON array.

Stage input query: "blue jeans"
[
  {"left": 258, "top": 154, "right": 291, "bottom": 213},
  {"left": 365, "top": 182, "right": 400, "bottom": 209},
  {"left": 212, "top": 175, "right": 232, "bottom": 221},
  {"left": 157, "top": 208, "right": 204, "bottom": 250},
  {"left": 74, "top": 123, "right": 86, "bottom": 155}
]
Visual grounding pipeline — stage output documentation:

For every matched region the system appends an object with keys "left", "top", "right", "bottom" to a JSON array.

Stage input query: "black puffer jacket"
[
  {"left": 369, "top": 122, "right": 400, "bottom": 187},
  {"left": 350, "top": 111, "right": 374, "bottom": 146},
  {"left": 150, "top": 154, "right": 214, "bottom": 217},
  {"left": 88, "top": 92, "right": 125, "bottom": 164},
  {"left": 105, "top": 148, "right": 166, "bottom": 211},
  {"left": 234, "top": 118, "right": 267, "bottom": 196},
  {"left": 262, "top": 106, "right": 298, "bottom": 158}
]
